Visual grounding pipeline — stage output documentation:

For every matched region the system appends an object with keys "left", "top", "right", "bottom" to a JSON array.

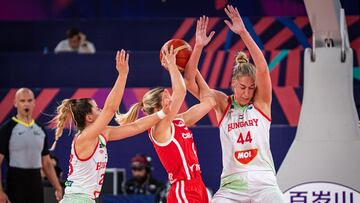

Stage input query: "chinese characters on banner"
[{"left": 284, "top": 182, "right": 360, "bottom": 203}]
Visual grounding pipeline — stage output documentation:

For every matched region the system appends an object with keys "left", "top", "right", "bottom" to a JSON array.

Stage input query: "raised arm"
[
  {"left": 224, "top": 5, "right": 272, "bottom": 111},
  {"left": 153, "top": 45, "right": 186, "bottom": 143},
  {"left": 77, "top": 50, "right": 129, "bottom": 144},
  {"left": 184, "top": 16, "right": 228, "bottom": 122},
  {"left": 184, "top": 16, "right": 214, "bottom": 98},
  {"left": 179, "top": 91, "right": 216, "bottom": 126}
]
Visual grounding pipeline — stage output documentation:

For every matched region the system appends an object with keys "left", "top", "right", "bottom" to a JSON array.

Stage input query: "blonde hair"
[
  {"left": 116, "top": 87, "right": 164, "bottom": 125},
  {"left": 232, "top": 52, "right": 256, "bottom": 81},
  {"left": 49, "top": 99, "right": 74, "bottom": 151},
  {"left": 115, "top": 102, "right": 142, "bottom": 125},
  {"left": 49, "top": 98, "right": 93, "bottom": 150}
]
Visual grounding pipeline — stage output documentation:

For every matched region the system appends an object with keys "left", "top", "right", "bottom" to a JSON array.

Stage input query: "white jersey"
[
  {"left": 218, "top": 96, "right": 275, "bottom": 179},
  {"left": 64, "top": 134, "right": 108, "bottom": 199}
]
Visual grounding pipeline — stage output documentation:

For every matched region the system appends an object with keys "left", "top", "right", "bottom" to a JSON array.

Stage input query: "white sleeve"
[
  {"left": 87, "top": 42, "right": 96, "bottom": 53},
  {"left": 54, "top": 40, "right": 71, "bottom": 53},
  {"left": 79, "top": 41, "right": 96, "bottom": 54}
]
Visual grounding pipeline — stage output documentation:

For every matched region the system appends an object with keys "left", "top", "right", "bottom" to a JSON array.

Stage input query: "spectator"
[
  {"left": 54, "top": 27, "right": 96, "bottom": 54},
  {"left": 124, "top": 154, "right": 164, "bottom": 201},
  {"left": 0, "top": 88, "right": 63, "bottom": 203}
]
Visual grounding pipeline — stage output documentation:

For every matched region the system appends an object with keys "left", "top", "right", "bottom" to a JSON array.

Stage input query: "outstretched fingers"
[
  {"left": 115, "top": 49, "right": 130, "bottom": 73},
  {"left": 224, "top": 6, "right": 231, "bottom": 18},
  {"left": 169, "top": 44, "right": 174, "bottom": 55},
  {"left": 225, "top": 5, "right": 240, "bottom": 19},
  {"left": 116, "top": 49, "right": 126, "bottom": 62},
  {"left": 125, "top": 51, "right": 129, "bottom": 63}
]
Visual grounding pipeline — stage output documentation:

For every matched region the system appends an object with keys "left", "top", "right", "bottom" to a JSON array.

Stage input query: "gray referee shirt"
[{"left": 0, "top": 117, "right": 49, "bottom": 169}]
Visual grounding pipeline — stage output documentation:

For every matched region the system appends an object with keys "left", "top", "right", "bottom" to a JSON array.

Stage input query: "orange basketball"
[{"left": 160, "top": 39, "right": 192, "bottom": 72}]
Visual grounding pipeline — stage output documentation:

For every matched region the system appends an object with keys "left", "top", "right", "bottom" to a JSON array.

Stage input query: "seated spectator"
[
  {"left": 124, "top": 154, "right": 164, "bottom": 201},
  {"left": 54, "top": 27, "right": 95, "bottom": 54}
]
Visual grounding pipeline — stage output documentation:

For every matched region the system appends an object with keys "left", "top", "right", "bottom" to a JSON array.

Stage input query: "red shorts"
[{"left": 167, "top": 178, "right": 209, "bottom": 203}]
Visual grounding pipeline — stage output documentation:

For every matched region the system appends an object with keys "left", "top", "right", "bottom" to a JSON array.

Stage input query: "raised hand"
[
  {"left": 196, "top": 16, "right": 215, "bottom": 47},
  {"left": 224, "top": 5, "right": 246, "bottom": 35},
  {"left": 115, "top": 49, "right": 129, "bottom": 74},
  {"left": 161, "top": 45, "right": 179, "bottom": 70}
]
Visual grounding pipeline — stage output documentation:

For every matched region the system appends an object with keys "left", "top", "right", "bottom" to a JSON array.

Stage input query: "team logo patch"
[
  {"left": 99, "top": 135, "right": 106, "bottom": 148},
  {"left": 33, "top": 130, "right": 41, "bottom": 136},
  {"left": 65, "top": 180, "right": 73, "bottom": 187},
  {"left": 234, "top": 149, "right": 258, "bottom": 164},
  {"left": 181, "top": 132, "right": 193, "bottom": 139}
]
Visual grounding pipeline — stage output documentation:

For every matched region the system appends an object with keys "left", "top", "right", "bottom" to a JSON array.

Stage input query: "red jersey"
[{"left": 149, "top": 118, "right": 202, "bottom": 184}]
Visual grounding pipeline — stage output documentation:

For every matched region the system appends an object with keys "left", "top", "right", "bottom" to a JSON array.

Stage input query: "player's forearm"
[
  {"left": 239, "top": 31, "right": 268, "bottom": 71},
  {"left": 0, "top": 168, "right": 4, "bottom": 192},
  {"left": 196, "top": 70, "right": 213, "bottom": 99},
  {"left": 132, "top": 113, "right": 162, "bottom": 134},
  {"left": 168, "top": 64, "right": 186, "bottom": 97},
  {"left": 103, "top": 73, "right": 128, "bottom": 113},
  {"left": 184, "top": 44, "right": 203, "bottom": 86},
  {"left": 43, "top": 164, "right": 62, "bottom": 190}
]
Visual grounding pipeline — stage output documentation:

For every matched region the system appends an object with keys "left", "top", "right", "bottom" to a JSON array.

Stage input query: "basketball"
[{"left": 160, "top": 39, "right": 192, "bottom": 72}]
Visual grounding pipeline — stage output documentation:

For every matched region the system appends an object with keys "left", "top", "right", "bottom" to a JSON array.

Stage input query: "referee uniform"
[{"left": 0, "top": 117, "right": 50, "bottom": 203}]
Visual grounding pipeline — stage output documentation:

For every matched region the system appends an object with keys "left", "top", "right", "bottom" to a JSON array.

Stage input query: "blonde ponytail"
[
  {"left": 235, "top": 51, "right": 249, "bottom": 65},
  {"left": 116, "top": 87, "right": 164, "bottom": 125},
  {"left": 115, "top": 102, "right": 143, "bottom": 125},
  {"left": 49, "top": 99, "right": 74, "bottom": 151},
  {"left": 232, "top": 51, "right": 255, "bottom": 81}
]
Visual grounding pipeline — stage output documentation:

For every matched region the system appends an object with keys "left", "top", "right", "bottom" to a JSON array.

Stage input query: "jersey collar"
[{"left": 12, "top": 116, "right": 35, "bottom": 127}]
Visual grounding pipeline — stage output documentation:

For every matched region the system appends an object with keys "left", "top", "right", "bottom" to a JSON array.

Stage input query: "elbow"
[
  {"left": 173, "top": 89, "right": 186, "bottom": 105},
  {"left": 206, "top": 97, "right": 217, "bottom": 109},
  {"left": 184, "top": 78, "right": 198, "bottom": 95},
  {"left": 184, "top": 79, "right": 192, "bottom": 89},
  {"left": 180, "top": 81, "right": 187, "bottom": 93},
  {"left": 179, "top": 87, "right": 187, "bottom": 99},
  {"left": 209, "top": 97, "right": 217, "bottom": 108},
  {"left": 174, "top": 84, "right": 187, "bottom": 98}
]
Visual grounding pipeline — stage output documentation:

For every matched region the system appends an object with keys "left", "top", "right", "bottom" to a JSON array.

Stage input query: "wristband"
[{"left": 156, "top": 110, "right": 166, "bottom": 119}]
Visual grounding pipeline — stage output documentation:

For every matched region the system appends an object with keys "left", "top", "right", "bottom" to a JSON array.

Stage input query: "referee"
[{"left": 0, "top": 88, "right": 63, "bottom": 203}]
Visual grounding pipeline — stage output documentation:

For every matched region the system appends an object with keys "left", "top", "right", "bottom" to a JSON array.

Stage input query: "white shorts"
[
  {"left": 211, "top": 171, "right": 285, "bottom": 203},
  {"left": 60, "top": 193, "right": 95, "bottom": 203}
]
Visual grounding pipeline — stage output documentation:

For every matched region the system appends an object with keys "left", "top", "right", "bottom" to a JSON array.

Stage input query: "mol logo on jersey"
[{"left": 234, "top": 149, "right": 258, "bottom": 164}]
